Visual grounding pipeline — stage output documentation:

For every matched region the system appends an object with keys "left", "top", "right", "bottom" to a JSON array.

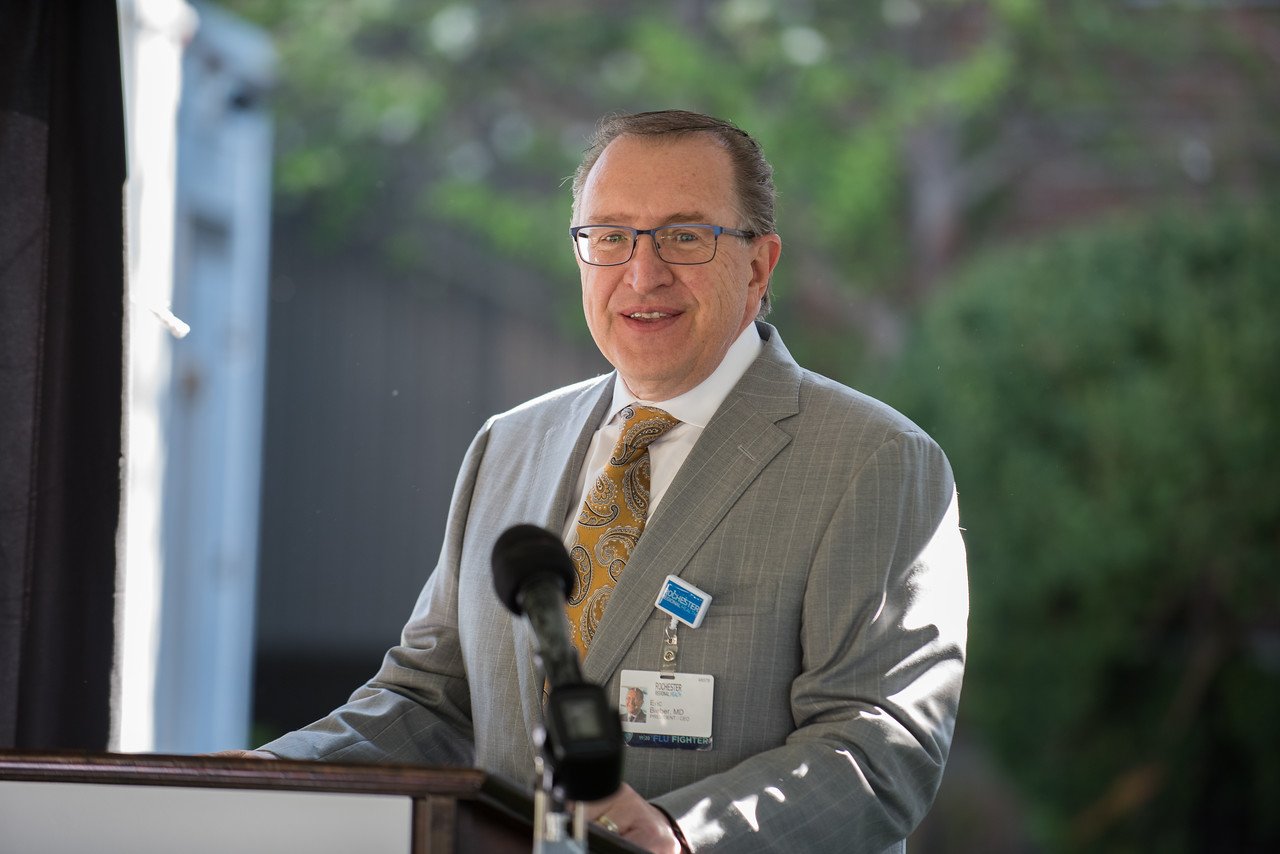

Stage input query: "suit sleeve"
[
  {"left": 651, "top": 430, "right": 969, "bottom": 853},
  {"left": 257, "top": 424, "right": 494, "bottom": 765}
]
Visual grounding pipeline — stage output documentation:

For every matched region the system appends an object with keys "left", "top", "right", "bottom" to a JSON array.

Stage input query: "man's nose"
[{"left": 625, "top": 234, "right": 673, "bottom": 292}]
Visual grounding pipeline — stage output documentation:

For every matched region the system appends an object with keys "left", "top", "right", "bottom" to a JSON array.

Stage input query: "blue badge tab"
[{"left": 654, "top": 575, "right": 712, "bottom": 628}]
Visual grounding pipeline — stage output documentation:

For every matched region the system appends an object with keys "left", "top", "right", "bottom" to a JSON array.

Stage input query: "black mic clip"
[{"left": 542, "top": 682, "right": 623, "bottom": 802}]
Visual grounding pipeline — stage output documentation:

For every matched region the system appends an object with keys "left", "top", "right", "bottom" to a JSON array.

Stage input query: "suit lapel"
[
  {"left": 511, "top": 376, "right": 615, "bottom": 713},
  {"left": 582, "top": 324, "right": 803, "bottom": 684},
  {"left": 530, "top": 382, "right": 615, "bottom": 533}
]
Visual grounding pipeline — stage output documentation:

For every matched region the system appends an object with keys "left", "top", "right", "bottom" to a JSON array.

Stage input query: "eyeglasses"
[{"left": 569, "top": 223, "right": 755, "bottom": 266}]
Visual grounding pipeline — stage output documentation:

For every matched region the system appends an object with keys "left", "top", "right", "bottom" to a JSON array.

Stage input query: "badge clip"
[{"left": 654, "top": 575, "right": 712, "bottom": 629}]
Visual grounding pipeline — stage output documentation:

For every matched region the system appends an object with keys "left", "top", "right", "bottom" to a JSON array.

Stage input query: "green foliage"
[
  {"left": 885, "top": 200, "right": 1280, "bottom": 851},
  {"left": 222, "top": 0, "right": 1275, "bottom": 365},
  {"left": 220, "top": 1, "right": 1033, "bottom": 297},
  {"left": 426, "top": 180, "right": 569, "bottom": 277}
]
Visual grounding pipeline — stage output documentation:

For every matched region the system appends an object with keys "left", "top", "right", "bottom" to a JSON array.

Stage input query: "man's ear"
[{"left": 748, "top": 233, "right": 782, "bottom": 298}]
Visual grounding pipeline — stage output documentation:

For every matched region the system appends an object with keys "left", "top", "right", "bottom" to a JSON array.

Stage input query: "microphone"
[
  {"left": 492, "top": 524, "right": 583, "bottom": 690},
  {"left": 491, "top": 524, "right": 622, "bottom": 802}
]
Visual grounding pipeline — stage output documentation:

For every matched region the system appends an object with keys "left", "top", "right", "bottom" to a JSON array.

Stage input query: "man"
[
  {"left": 625, "top": 687, "right": 647, "bottom": 724},
  {"left": 248, "top": 110, "right": 968, "bottom": 852}
]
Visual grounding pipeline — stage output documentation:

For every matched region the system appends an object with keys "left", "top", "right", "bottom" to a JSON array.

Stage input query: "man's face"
[
  {"left": 626, "top": 688, "right": 643, "bottom": 713},
  {"left": 574, "top": 134, "right": 782, "bottom": 401}
]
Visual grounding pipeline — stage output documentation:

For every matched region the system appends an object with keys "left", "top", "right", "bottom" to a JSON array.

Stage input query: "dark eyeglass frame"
[{"left": 569, "top": 223, "right": 756, "bottom": 266}]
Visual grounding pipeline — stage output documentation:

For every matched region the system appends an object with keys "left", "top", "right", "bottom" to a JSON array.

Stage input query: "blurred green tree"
[
  {"left": 219, "top": 0, "right": 1279, "bottom": 373},
  {"left": 885, "top": 201, "right": 1280, "bottom": 852}
]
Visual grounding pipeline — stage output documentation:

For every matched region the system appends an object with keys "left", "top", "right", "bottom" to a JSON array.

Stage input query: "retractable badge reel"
[{"left": 654, "top": 575, "right": 712, "bottom": 675}]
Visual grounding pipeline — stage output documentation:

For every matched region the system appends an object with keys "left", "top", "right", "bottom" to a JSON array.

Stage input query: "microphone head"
[{"left": 491, "top": 524, "right": 575, "bottom": 615}]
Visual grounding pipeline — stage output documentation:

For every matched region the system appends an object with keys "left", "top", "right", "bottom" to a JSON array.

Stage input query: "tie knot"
[{"left": 612, "top": 406, "right": 679, "bottom": 463}]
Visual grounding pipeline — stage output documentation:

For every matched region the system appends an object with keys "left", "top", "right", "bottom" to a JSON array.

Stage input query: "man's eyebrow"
[{"left": 581, "top": 212, "right": 716, "bottom": 226}]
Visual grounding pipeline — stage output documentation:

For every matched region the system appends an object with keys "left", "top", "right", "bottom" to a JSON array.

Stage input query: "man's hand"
[
  {"left": 586, "top": 783, "right": 682, "bottom": 853},
  {"left": 205, "top": 749, "right": 279, "bottom": 760}
]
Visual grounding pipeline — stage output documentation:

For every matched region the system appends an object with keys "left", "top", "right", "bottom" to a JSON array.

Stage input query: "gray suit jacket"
[{"left": 263, "top": 323, "right": 968, "bottom": 852}]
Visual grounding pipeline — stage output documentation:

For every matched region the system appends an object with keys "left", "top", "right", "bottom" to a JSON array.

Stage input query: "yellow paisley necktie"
[{"left": 566, "top": 405, "right": 680, "bottom": 657}]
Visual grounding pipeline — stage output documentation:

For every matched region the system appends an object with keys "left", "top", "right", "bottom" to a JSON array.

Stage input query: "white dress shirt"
[{"left": 561, "top": 323, "right": 764, "bottom": 541}]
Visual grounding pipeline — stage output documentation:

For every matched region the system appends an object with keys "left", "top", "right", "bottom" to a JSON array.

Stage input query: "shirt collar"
[{"left": 605, "top": 322, "right": 764, "bottom": 428}]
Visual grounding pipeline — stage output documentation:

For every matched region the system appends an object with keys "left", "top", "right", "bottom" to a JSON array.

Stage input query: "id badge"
[{"left": 619, "top": 669, "right": 713, "bottom": 751}]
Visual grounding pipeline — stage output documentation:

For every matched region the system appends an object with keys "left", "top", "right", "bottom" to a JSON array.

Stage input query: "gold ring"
[{"left": 596, "top": 815, "right": 620, "bottom": 834}]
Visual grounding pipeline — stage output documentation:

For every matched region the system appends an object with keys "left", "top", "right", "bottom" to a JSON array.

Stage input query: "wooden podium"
[{"left": 0, "top": 752, "right": 644, "bottom": 853}]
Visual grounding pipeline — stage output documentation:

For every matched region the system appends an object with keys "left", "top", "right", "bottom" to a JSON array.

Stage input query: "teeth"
[{"left": 629, "top": 311, "right": 668, "bottom": 319}]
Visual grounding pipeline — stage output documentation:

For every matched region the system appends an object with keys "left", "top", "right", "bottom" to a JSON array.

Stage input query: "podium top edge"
[{"left": 0, "top": 750, "right": 492, "bottom": 798}]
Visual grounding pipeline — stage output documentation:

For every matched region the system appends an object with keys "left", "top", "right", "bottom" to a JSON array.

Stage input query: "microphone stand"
[
  {"left": 529, "top": 669, "right": 622, "bottom": 851},
  {"left": 532, "top": 735, "right": 588, "bottom": 854},
  {"left": 489, "top": 525, "right": 623, "bottom": 852}
]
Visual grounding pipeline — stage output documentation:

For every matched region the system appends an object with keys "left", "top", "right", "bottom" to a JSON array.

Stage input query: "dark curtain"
[{"left": 0, "top": 1, "right": 126, "bottom": 749}]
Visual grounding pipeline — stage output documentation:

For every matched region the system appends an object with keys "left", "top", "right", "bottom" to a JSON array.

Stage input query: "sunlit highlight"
[
  {"left": 114, "top": 0, "right": 198, "bottom": 754},
  {"left": 678, "top": 798, "right": 726, "bottom": 849},
  {"left": 731, "top": 794, "right": 761, "bottom": 832}
]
